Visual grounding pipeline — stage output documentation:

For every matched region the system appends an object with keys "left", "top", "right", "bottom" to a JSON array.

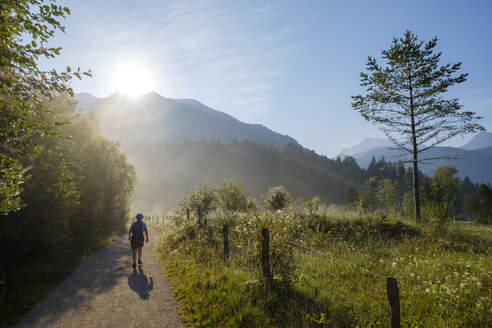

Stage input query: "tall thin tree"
[{"left": 352, "top": 30, "right": 483, "bottom": 223}]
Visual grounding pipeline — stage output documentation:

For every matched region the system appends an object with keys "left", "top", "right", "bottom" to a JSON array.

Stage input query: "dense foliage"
[
  {"left": 0, "top": 0, "right": 90, "bottom": 213},
  {"left": 464, "top": 184, "right": 492, "bottom": 224},
  {"left": 0, "top": 95, "right": 135, "bottom": 324},
  {"left": 343, "top": 164, "right": 486, "bottom": 223},
  {"left": 0, "top": 2, "right": 129, "bottom": 324}
]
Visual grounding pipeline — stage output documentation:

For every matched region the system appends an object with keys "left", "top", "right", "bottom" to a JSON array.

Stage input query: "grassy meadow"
[{"left": 153, "top": 203, "right": 491, "bottom": 327}]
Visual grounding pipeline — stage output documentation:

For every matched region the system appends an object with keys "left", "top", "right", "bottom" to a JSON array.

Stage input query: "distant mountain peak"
[
  {"left": 461, "top": 131, "right": 492, "bottom": 150},
  {"left": 74, "top": 91, "right": 300, "bottom": 148},
  {"left": 339, "top": 137, "right": 392, "bottom": 157}
]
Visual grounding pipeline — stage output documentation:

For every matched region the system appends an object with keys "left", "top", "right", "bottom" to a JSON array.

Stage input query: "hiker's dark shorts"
[{"left": 131, "top": 236, "right": 144, "bottom": 249}]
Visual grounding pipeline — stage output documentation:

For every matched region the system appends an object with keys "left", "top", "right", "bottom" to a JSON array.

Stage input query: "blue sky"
[{"left": 46, "top": 0, "right": 492, "bottom": 156}]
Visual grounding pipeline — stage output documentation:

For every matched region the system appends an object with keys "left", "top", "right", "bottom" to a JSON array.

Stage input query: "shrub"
[
  {"left": 216, "top": 179, "right": 250, "bottom": 213},
  {"left": 263, "top": 186, "right": 291, "bottom": 211}
]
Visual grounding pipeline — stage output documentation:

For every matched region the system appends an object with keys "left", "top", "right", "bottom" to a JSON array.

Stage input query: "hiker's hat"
[{"left": 136, "top": 213, "right": 144, "bottom": 220}]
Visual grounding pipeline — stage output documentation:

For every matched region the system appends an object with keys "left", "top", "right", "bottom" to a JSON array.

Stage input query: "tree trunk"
[
  {"left": 409, "top": 79, "right": 422, "bottom": 224},
  {"left": 412, "top": 149, "right": 421, "bottom": 224}
]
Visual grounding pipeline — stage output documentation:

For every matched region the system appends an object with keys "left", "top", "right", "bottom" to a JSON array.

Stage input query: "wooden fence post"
[
  {"left": 387, "top": 277, "right": 400, "bottom": 328},
  {"left": 261, "top": 228, "right": 272, "bottom": 286},
  {"left": 186, "top": 208, "right": 190, "bottom": 221},
  {"left": 223, "top": 224, "right": 229, "bottom": 260},
  {"left": 197, "top": 205, "right": 202, "bottom": 227}
]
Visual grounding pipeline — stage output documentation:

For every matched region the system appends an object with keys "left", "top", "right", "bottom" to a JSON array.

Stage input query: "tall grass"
[{"left": 154, "top": 205, "right": 492, "bottom": 327}]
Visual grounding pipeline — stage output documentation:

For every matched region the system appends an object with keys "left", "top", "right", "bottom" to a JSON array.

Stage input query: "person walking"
[{"left": 129, "top": 213, "right": 149, "bottom": 269}]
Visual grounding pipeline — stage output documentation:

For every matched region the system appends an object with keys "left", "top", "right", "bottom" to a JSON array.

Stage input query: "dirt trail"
[{"left": 14, "top": 227, "right": 183, "bottom": 328}]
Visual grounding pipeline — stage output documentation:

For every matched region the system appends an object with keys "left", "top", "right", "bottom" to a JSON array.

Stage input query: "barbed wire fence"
[
  {"left": 147, "top": 212, "right": 492, "bottom": 327},
  {"left": 286, "top": 239, "right": 492, "bottom": 326}
]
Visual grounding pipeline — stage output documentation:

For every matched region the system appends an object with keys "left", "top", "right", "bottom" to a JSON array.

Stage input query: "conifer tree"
[{"left": 352, "top": 31, "right": 483, "bottom": 223}]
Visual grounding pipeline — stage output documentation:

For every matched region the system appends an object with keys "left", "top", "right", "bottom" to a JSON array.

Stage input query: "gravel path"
[{"left": 14, "top": 227, "right": 183, "bottom": 328}]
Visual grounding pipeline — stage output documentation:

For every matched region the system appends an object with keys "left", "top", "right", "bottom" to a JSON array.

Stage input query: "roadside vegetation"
[
  {"left": 0, "top": 95, "right": 135, "bottom": 325},
  {"left": 155, "top": 180, "right": 491, "bottom": 327},
  {"left": 0, "top": 2, "right": 135, "bottom": 325}
]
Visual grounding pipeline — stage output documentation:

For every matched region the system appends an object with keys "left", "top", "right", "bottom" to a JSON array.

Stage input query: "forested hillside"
[
  {"left": 126, "top": 139, "right": 410, "bottom": 212},
  {"left": 347, "top": 144, "right": 492, "bottom": 184},
  {"left": 127, "top": 139, "right": 358, "bottom": 211}
]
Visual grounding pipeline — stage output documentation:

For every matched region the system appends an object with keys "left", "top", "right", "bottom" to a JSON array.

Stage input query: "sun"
[{"left": 110, "top": 60, "right": 155, "bottom": 96}]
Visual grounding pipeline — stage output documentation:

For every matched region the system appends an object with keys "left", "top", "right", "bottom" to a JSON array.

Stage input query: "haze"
[{"left": 45, "top": 0, "right": 492, "bottom": 157}]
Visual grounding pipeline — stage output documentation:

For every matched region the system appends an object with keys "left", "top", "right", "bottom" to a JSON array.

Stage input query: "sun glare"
[{"left": 110, "top": 60, "right": 154, "bottom": 96}]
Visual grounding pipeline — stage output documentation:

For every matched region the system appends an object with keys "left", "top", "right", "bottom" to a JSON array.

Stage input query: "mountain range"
[
  {"left": 75, "top": 92, "right": 300, "bottom": 148},
  {"left": 75, "top": 91, "right": 492, "bottom": 194},
  {"left": 340, "top": 132, "right": 492, "bottom": 184}
]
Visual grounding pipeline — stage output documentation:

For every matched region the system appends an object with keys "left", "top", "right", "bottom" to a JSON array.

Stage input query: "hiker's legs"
[
  {"left": 132, "top": 249, "right": 137, "bottom": 263},
  {"left": 138, "top": 248, "right": 143, "bottom": 261}
]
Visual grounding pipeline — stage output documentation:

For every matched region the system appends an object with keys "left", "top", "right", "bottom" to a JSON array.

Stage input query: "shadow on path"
[
  {"left": 128, "top": 267, "right": 153, "bottom": 300},
  {"left": 14, "top": 228, "right": 184, "bottom": 328},
  {"left": 13, "top": 236, "right": 131, "bottom": 327}
]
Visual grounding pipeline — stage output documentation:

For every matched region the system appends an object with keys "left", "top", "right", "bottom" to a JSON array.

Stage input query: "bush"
[
  {"left": 263, "top": 186, "right": 291, "bottom": 211},
  {"left": 216, "top": 179, "right": 251, "bottom": 213}
]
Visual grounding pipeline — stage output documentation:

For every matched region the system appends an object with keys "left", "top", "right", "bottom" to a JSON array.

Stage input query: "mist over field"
[
  {"left": 75, "top": 92, "right": 492, "bottom": 217},
  {"left": 77, "top": 92, "right": 362, "bottom": 213}
]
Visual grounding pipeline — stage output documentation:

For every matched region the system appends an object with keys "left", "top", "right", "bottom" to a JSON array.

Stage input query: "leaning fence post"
[
  {"left": 223, "top": 224, "right": 229, "bottom": 260},
  {"left": 261, "top": 228, "right": 272, "bottom": 286},
  {"left": 387, "top": 277, "right": 400, "bottom": 328}
]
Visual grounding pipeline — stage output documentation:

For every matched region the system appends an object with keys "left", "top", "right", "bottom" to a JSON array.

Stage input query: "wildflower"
[
  {"left": 425, "top": 288, "right": 430, "bottom": 293},
  {"left": 460, "top": 283, "right": 466, "bottom": 288},
  {"left": 392, "top": 262, "right": 396, "bottom": 268},
  {"left": 477, "top": 281, "right": 482, "bottom": 287}
]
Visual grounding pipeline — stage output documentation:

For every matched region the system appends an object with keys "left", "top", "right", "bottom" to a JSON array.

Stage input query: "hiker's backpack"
[{"left": 131, "top": 221, "right": 145, "bottom": 238}]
